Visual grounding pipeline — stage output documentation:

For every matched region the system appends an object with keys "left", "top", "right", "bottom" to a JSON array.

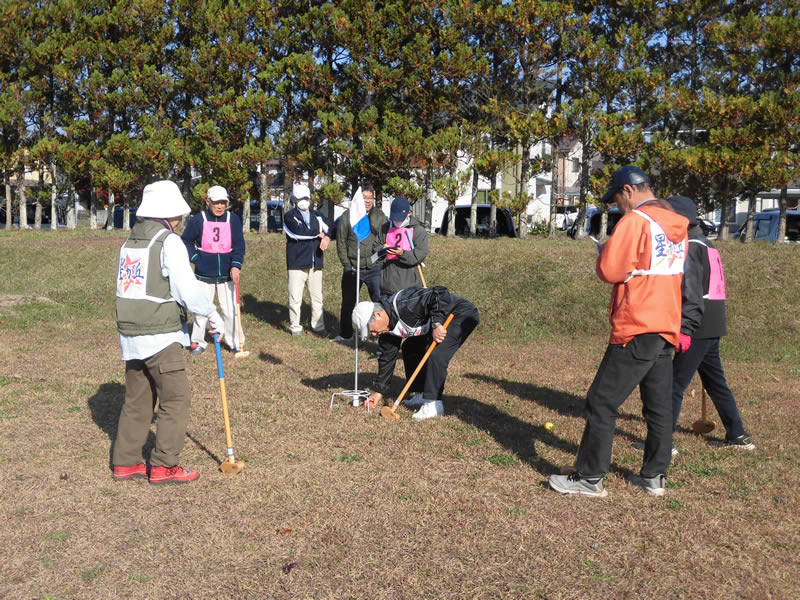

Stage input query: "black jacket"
[
  {"left": 681, "top": 225, "right": 727, "bottom": 339},
  {"left": 372, "top": 286, "right": 453, "bottom": 395},
  {"left": 181, "top": 210, "right": 245, "bottom": 283},
  {"left": 284, "top": 207, "right": 332, "bottom": 270}
]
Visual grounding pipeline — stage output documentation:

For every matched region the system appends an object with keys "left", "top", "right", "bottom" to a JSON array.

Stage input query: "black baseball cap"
[{"left": 600, "top": 166, "right": 650, "bottom": 203}]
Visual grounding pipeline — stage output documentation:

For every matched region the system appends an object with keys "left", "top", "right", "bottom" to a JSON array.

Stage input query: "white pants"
[
  {"left": 288, "top": 268, "right": 325, "bottom": 333},
  {"left": 191, "top": 280, "right": 244, "bottom": 350}
]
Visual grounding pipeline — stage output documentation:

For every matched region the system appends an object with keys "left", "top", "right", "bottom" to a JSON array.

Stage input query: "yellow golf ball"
[{"left": 545, "top": 422, "right": 554, "bottom": 431}]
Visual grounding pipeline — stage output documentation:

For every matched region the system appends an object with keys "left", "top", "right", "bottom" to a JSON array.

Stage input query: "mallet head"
[
  {"left": 220, "top": 459, "right": 245, "bottom": 474},
  {"left": 380, "top": 406, "right": 400, "bottom": 420}
]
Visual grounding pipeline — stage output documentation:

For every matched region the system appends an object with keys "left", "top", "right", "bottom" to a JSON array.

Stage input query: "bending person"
[{"left": 352, "top": 285, "right": 479, "bottom": 421}]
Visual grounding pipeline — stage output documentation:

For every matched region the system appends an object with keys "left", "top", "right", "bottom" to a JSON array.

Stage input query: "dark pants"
[
  {"left": 576, "top": 334, "right": 674, "bottom": 479},
  {"left": 672, "top": 337, "right": 745, "bottom": 438},
  {"left": 113, "top": 343, "right": 192, "bottom": 468},
  {"left": 338, "top": 265, "right": 382, "bottom": 338},
  {"left": 400, "top": 297, "right": 480, "bottom": 400}
]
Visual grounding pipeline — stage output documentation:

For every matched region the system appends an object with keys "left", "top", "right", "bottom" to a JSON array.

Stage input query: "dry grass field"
[{"left": 0, "top": 229, "right": 798, "bottom": 599}]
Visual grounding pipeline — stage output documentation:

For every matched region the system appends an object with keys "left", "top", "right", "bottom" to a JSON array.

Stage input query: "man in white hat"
[
  {"left": 352, "top": 285, "right": 479, "bottom": 420},
  {"left": 181, "top": 185, "right": 246, "bottom": 355},
  {"left": 283, "top": 182, "right": 333, "bottom": 337},
  {"left": 114, "top": 180, "right": 224, "bottom": 485}
]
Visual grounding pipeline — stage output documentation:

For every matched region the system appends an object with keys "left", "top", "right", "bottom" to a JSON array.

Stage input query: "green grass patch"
[
  {"left": 666, "top": 499, "right": 685, "bottom": 510},
  {"left": 487, "top": 453, "right": 517, "bottom": 466},
  {"left": 41, "top": 531, "right": 68, "bottom": 543},
  {"left": 332, "top": 453, "right": 362, "bottom": 463}
]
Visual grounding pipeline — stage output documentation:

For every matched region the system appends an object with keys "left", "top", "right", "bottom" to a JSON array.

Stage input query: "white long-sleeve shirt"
[{"left": 119, "top": 231, "right": 223, "bottom": 361}]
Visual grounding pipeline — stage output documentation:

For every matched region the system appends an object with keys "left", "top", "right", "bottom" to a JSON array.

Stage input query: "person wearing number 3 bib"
[{"left": 181, "top": 185, "right": 246, "bottom": 355}]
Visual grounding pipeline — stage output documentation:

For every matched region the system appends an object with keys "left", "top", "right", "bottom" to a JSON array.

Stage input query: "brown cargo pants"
[{"left": 112, "top": 343, "right": 192, "bottom": 468}]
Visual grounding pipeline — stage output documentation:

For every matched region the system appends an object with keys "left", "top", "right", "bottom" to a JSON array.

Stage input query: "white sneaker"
[
  {"left": 404, "top": 393, "right": 425, "bottom": 409},
  {"left": 412, "top": 400, "right": 444, "bottom": 421}
]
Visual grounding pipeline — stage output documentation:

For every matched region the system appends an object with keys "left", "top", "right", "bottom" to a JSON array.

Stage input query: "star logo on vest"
[{"left": 118, "top": 254, "right": 144, "bottom": 292}]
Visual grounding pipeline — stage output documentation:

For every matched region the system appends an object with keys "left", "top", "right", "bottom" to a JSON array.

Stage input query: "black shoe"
[{"left": 721, "top": 434, "right": 755, "bottom": 450}]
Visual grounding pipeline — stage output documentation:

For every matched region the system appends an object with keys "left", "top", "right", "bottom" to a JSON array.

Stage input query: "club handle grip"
[{"left": 214, "top": 333, "right": 224, "bottom": 379}]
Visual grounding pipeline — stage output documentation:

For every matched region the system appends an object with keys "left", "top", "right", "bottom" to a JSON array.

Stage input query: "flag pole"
[{"left": 353, "top": 239, "right": 361, "bottom": 399}]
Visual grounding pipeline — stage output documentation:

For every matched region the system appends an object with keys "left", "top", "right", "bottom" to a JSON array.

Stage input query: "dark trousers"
[
  {"left": 672, "top": 337, "right": 745, "bottom": 438},
  {"left": 113, "top": 343, "right": 192, "bottom": 468},
  {"left": 338, "top": 265, "right": 382, "bottom": 338},
  {"left": 400, "top": 297, "right": 480, "bottom": 400},
  {"left": 576, "top": 334, "right": 674, "bottom": 479}
]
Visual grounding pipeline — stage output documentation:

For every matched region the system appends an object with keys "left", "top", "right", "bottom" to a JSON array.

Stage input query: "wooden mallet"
[
  {"left": 691, "top": 384, "right": 716, "bottom": 434},
  {"left": 213, "top": 334, "right": 245, "bottom": 474},
  {"left": 380, "top": 314, "right": 454, "bottom": 420}
]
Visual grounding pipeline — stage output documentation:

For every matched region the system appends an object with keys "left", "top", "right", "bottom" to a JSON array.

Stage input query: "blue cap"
[{"left": 390, "top": 197, "right": 411, "bottom": 222}]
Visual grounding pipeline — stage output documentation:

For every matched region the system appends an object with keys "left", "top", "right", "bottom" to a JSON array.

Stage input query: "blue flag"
[{"left": 350, "top": 187, "right": 370, "bottom": 243}]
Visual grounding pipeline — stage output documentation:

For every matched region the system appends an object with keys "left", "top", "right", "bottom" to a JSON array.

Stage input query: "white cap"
[
  {"left": 352, "top": 301, "right": 377, "bottom": 342},
  {"left": 292, "top": 183, "right": 311, "bottom": 201},
  {"left": 207, "top": 185, "right": 229, "bottom": 202},
  {"left": 136, "top": 180, "right": 191, "bottom": 219}
]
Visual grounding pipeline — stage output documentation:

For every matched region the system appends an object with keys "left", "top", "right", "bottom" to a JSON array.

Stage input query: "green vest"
[{"left": 116, "top": 219, "right": 185, "bottom": 335}]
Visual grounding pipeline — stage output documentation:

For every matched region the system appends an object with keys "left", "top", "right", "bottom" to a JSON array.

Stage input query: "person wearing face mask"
[
  {"left": 181, "top": 185, "right": 246, "bottom": 355},
  {"left": 374, "top": 196, "right": 429, "bottom": 297},
  {"left": 332, "top": 183, "right": 387, "bottom": 343},
  {"left": 284, "top": 183, "right": 333, "bottom": 337}
]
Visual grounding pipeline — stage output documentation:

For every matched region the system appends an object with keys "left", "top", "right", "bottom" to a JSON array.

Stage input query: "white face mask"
[
  {"left": 393, "top": 217, "right": 410, "bottom": 228},
  {"left": 296, "top": 199, "right": 310, "bottom": 211}
]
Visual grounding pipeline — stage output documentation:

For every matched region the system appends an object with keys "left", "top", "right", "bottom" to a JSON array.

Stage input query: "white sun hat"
[
  {"left": 207, "top": 185, "right": 229, "bottom": 202},
  {"left": 136, "top": 180, "right": 191, "bottom": 219}
]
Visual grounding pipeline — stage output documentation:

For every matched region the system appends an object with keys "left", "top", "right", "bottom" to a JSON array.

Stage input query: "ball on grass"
[{"left": 545, "top": 422, "right": 554, "bottom": 431}]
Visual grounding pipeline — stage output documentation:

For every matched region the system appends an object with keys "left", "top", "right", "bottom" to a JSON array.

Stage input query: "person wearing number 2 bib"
[
  {"left": 374, "top": 196, "right": 429, "bottom": 297},
  {"left": 181, "top": 185, "right": 246, "bottom": 355}
]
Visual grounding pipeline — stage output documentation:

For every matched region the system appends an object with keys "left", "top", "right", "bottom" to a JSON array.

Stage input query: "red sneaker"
[
  {"left": 112, "top": 463, "right": 148, "bottom": 481},
  {"left": 149, "top": 465, "right": 200, "bottom": 485}
]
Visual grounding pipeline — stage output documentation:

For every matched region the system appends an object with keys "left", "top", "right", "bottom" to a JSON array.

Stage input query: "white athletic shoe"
[
  {"left": 403, "top": 393, "right": 426, "bottom": 409},
  {"left": 412, "top": 400, "right": 444, "bottom": 421}
]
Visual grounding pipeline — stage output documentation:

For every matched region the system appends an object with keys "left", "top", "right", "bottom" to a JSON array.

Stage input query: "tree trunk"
[
  {"left": 4, "top": 170, "right": 11, "bottom": 230},
  {"left": 717, "top": 194, "right": 729, "bottom": 242},
  {"left": 106, "top": 191, "right": 115, "bottom": 230},
  {"left": 123, "top": 201, "right": 132, "bottom": 232},
  {"left": 743, "top": 192, "right": 757, "bottom": 243},
  {"left": 489, "top": 171, "right": 497, "bottom": 238},
  {"left": 18, "top": 174, "right": 28, "bottom": 229},
  {"left": 424, "top": 160, "right": 434, "bottom": 231},
  {"left": 446, "top": 197, "right": 456, "bottom": 238},
  {"left": 258, "top": 167, "right": 268, "bottom": 234},
  {"left": 777, "top": 187, "right": 787, "bottom": 244},
  {"left": 50, "top": 162, "right": 58, "bottom": 231},
  {"left": 89, "top": 187, "right": 98, "bottom": 230},
  {"left": 518, "top": 142, "right": 530, "bottom": 239},
  {"left": 548, "top": 139, "right": 560, "bottom": 239},
  {"left": 469, "top": 164, "right": 478, "bottom": 237}
]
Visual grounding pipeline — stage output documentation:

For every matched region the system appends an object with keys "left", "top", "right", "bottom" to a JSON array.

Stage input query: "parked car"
[
  {"left": 567, "top": 207, "right": 622, "bottom": 239},
  {"left": 437, "top": 204, "right": 517, "bottom": 237},
  {"left": 555, "top": 205, "right": 579, "bottom": 230},
  {"left": 107, "top": 205, "right": 137, "bottom": 229},
  {"left": 733, "top": 209, "right": 800, "bottom": 242},
  {"left": 697, "top": 218, "right": 718, "bottom": 238}
]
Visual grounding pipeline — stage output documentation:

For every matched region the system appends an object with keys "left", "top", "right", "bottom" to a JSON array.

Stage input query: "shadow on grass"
[
  {"left": 258, "top": 351, "right": 284, "bottom": 365},
  {"left": 186, "top": 431, "right": 222, "bottom": 466},
  {"left": 301, "top": 371, "right": 406, "bottom": 395},
  {"left": 447, "top": 394, "right": 578, "bottom": 476},
  {"left": 242, "top": 293, "right": 339, "bottom": 334},
  {"left": 464, "top": 372, "right": 585, "bottom": 417},
  {"left": 87, "top": 381, "right": 155, "bottom": 470}
]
